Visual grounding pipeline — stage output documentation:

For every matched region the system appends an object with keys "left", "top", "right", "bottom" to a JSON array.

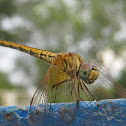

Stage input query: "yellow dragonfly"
[{"left": 0, "top": 40, "right": 126, "bottom": 108}]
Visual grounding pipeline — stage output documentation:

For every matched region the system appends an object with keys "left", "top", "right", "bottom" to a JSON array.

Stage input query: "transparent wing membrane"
[
  {"left": 31, "top": 60, "right": 126, "bottom": 109},
  {"left": 30, "top": 79, "right": 49, "bottom": 107},
  {"left": 82, "top": 60, "right": 126, "bottom": 101},
  {"left": 0, "top": 40, "right": 126, "bottom": 124}
]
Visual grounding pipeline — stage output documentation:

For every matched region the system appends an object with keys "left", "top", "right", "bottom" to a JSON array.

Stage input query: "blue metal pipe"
[{"left": 0, "top": 99, "right": 126, "bottom": 126}]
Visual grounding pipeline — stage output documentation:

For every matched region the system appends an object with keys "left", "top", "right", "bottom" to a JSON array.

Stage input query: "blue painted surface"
[{"left": 0, "top": 99, "right": 126, "bottom": 126}]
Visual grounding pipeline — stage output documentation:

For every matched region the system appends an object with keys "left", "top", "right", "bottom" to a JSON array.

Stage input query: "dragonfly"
[{"left": 0, "top": 40, "right": 126, "bottom": 108}]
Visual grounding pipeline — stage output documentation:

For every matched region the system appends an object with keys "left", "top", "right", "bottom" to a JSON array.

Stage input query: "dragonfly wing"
[
  {"left": 48, "top": 65, "right": 78, "bottom": 103},
  {"left": 30, "top": 64, "right": 73, "bottom": 107},
  {"left": 30, "top": 78, "right": 49, "bottom": 106},
  {"left": 79, "top": 59, "right": 126, "bottom": 101},
  {"left": 28, "top": 78, "right": 50, "bottom": 124}
]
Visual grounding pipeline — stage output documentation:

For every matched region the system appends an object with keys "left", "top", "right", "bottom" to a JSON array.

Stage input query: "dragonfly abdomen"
[{"left": 0, "top": 40, "right": 57, "bottom": 63}]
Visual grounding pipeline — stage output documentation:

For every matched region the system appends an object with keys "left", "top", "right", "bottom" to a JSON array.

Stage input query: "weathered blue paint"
[{"left": 0, "top": 99, "right": 126, "bottom": 126}]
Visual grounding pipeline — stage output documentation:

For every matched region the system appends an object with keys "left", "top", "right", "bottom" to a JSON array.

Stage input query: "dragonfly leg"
[
  {"left": 52, "top": 79, "right": 69, "bottom": 88},
  {"left": 71, "top": 83, "right": 79, "bottom": 110},
  {"left": 76, "top": 99, "right": 79, "bottom": 110},
  {"left": 70, "top": 83, "right": 74, "bottom": 96},
  {"left": 51, "top": 79, "right": 70, "bottom": 103},
  {"left": 70, "top": 80, "right": 80, "bottom": 109},
  {"left": 52, "top": 87, "right": 58, "bottom": 103},
  {"left": 77, "top": 80, "right": 84, "bottom": 101},
  {"left": 79, "top": 81, "right": 92, "bottom": 101},
  {"left": 70, "top": 81, "right": 77, "bottom": 102},
  {"left": 82, "top": 81, "right": 96, "bottom": 101}
]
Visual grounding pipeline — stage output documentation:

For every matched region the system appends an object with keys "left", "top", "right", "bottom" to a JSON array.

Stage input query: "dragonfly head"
[{"left": 79, "top": 63, "right": 99, "bottom": 84}]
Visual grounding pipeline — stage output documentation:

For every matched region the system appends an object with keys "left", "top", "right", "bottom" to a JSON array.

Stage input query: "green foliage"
[
  {"left": 118, "top": 69, "right": 126, "bottom": 88},
  {"left": 0, "top": 0, "right": 16, "bottom": 16},
  {"left": 0, "top": 0, "right": 126, "bottom": 92},
  {"left": 0, "top": 72, "right": 23, "bottom": 89}
]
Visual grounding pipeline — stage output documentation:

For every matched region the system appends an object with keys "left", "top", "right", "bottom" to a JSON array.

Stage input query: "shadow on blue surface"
[{"left": 0, "top": 99, "right": 126, "bottom": 126}]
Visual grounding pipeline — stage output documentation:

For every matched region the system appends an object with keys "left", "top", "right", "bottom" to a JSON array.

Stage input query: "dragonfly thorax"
[{"left": 79, "top": 63, "right": 99, "bottom": 84}]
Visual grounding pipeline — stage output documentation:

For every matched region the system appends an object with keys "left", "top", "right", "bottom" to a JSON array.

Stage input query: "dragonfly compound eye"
[
  {"left": 79, "top": 63, "right": 99, "bottom": 84},
  {"left": 79, "top": 63, "right": 92, "bottom": 82}
]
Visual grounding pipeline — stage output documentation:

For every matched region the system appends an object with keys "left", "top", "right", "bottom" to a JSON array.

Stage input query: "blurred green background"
[{"left": 0, "top": 0, "right": 126, "bottom": 106}]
